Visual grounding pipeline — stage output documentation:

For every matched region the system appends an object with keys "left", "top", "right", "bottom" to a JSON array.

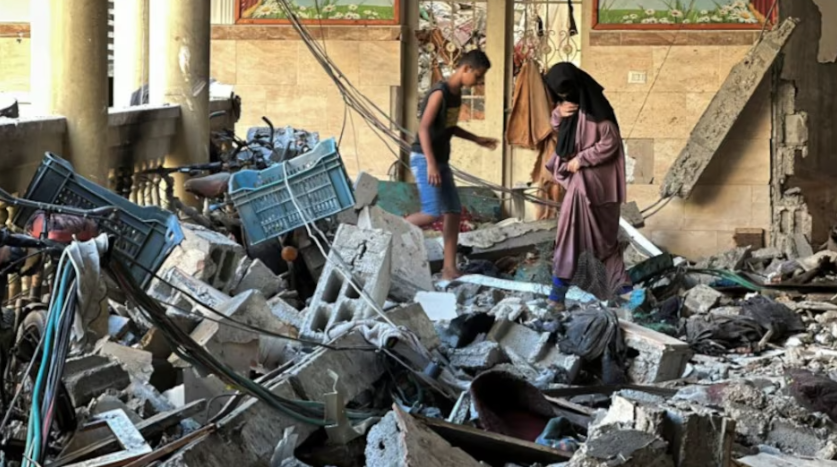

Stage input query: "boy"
[{"left": 406, "top": 50, "right": 499, "bottom": 280}]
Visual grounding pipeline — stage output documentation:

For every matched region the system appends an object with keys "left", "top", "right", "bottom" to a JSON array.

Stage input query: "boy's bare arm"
[{"left": 453, "top": 126, "right": 499, "bottom": 150}]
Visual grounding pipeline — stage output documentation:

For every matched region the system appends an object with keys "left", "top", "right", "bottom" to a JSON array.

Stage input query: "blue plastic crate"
[
  {"left": 229, "top": 138, "right": 355, "bottom": 245},
  {"left": 13, "top": 153, "right": 184, "bottom": 288}
]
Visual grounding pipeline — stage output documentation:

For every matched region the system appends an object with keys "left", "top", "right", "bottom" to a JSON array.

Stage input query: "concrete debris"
[
  {"left": 621, "top": 321, "right": 692, "bottom": 384},
  {"left": 660, "top": 18, "right": 798, "bottom": 198},
  {"left": 569, "top": 430, "right": 673, "bottom": 467},
  {"left": 232, "top": 258, "right": 287, "bottom": 298},
  {"left": 63, "top": 361, "right": 131, "bottom": 407},
  {"left": 489, "top": 297, "right": 529, "bottom": 321},
  {"left": 449, "top": 341, "right": 508, "bottom": 373},
  {"left": 353, "top": 171, "right": 380, "bottom": 210},
  {"left": 301, "top": 224, "right": 393, "bottom": 341},
  {"left": 426, "top": 219, "right": 557, "bottom": 263},
  {"left": 358, "top": 205, "right": 433, "bottom": 298},
  {"left": 415, "top": 291, "right": 458, "bottom": 321},
  {"left": 683, "top": 285, "right": 723, "bottom": 316},
  {"left": 487, "top": 319, "right": 582, "bottom": 382}
]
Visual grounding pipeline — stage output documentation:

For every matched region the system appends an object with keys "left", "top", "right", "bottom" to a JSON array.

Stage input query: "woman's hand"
[
  {"left": 558, "top": 101, "right": 579, "bottom": 118},
  {"left": 567, "top": 158, "right": 581, "bottom": 173}
]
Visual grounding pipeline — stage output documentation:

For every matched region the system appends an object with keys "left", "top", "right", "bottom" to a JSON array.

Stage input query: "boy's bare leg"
[
  {"left": 406, "top": 212, "right": 438, "bottom": 227},
  {"left": 442, "top": 212, "right": 462, "bottom": 280}
]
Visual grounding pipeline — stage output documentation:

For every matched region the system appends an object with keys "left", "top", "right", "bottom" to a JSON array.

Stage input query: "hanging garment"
[{"left": 506, "top": 60, "right": 554, "bottom": 150}]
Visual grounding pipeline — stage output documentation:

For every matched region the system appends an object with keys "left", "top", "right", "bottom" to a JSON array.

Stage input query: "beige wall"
[
  {"left": 0, "top": 37, "right": 29, "bottom": 94},
  {"left": 210, "top": 27, "right": 402, "bottom": 180},
  {"left": 580, "top": 3, "right": 772, "bottom": 261}
]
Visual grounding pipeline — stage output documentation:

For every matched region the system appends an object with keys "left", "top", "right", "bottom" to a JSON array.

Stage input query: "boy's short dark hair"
[{"left": 457, "top": 50, "right": 491, "bottom": 71}]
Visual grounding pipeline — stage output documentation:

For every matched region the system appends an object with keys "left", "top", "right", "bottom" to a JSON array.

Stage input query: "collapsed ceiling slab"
[{"left": 660, "top": 18, "right": 798, "bottom": 200}]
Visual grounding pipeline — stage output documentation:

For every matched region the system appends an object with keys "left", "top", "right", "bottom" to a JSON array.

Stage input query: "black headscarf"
[{"left": 545, "top": 62, "right": 618, "bottom": 160}]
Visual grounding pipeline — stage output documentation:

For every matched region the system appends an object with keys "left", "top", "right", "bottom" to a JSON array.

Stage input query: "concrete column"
[
  {"left": 30, "top": 0, "right": 110, "bottom": 186},
  {"left": 399, "top": 1, "right": 420, "bottom": 181},
  {"left": 149, "top": 0, "right": 211, "bottom": 206},
  {"left": 486, "top": 0, "right": 514, "bottom": 192},
  {"left": 114, "top": 0, "right": 150, "bottom": 107}
]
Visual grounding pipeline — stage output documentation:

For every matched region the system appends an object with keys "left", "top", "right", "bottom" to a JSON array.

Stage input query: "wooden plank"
[
  {"left": 660, "top": 18, "right": 798, "bottom": 199},
  {"left": 50, "top": 400, "right": 206, "bottom": 467}
]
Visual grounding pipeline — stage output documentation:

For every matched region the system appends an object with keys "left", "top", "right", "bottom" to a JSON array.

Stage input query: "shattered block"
[
  {"left": 450, "top": 341, "right": 508, "bottom": 373},
  {"left": 179, "top": 318, "right": 259, "bottom": 375},
  {"left": 353, "top": 171, "right": 380, "bottom": 210},
  {"left": 590, "top": 395, "right": 667, "bottom": 439},
  {"left": 696, "top": 246, "right": 752, "bottom": 272},
  {"left": 366, "top": 408, "right": 481, "bottom": 467},
  {"left": 287, "top": 332, "right": 385, "bottom": 403},
  {"left": 63, "top": 362, "right": 131, "bottom": 407},
  {"left": 621, "top": 321, "right": 692, "bottom": 384},
  {"left": 96, "top": 341, "right": 154, "bottom": 384},
  {"left": 386, "top": 303, "right": 442, "bottom": 350},
  {"left": 149, "top": 267, "right": 232, "bottom": 319},
  {"left": 152, "top": 224, "right": 245, "bottom": 294},
  {"left": 414, "top": 291, "right": 458, "bottom": 322},
  {"left": 664, "top": 406, "right": 736, "bottom": 467},
  {"left": 489, "top": 297, "right": 529, "bottom": 321},
  {"left": 358, "top": 206, "right": 433, "bottom": 299},
  {"left": 232, "top": 258, "right": 286, "bottom": 299},
  {"left": 301, "top": 225, "right": 392, "bottom": 342},
  {"left": 487, "top": 319, "right": 581, "bottom": 382},
  {"left": 268, "top": 295, "right": 304, "bottom": 330},
  {"left": 569, "top": 430, "right": 674, "bottom": 467},
  {"left": 683, "top": 285, "right": 723, "bottom": 316}
]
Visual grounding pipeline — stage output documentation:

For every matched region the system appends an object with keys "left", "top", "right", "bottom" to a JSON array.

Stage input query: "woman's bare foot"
[{"left": 441, "top": 268, "right": 463, "bottom": 281}]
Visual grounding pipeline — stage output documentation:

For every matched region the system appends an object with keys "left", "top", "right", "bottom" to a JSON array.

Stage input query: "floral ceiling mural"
[
  {"left": 593, "top": 0, "right": 777, "bottom": 29},
  {"left": 236, "top": 0, "right": 399, "bottom": 25}
]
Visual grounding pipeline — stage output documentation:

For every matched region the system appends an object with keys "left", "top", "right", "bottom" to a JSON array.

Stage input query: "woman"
[{"left": 544, "top": 62, "right": 630, "bottom": 305}]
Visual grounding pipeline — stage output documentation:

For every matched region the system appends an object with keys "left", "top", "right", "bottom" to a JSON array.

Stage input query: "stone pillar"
[
  {"left": 30, "top": 0, "right": 110, "bottom": 185},
  {"left": 114, "top": 0, "right": 150, "bottom": 107},
  {"left": 149, "top": 0, "right": 211, "bottom": 205},
  {"left": 399, "top": 1, "right": 420, "bottom": 181}
]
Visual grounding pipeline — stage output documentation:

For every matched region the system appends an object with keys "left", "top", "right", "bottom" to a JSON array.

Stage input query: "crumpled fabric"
[
  {"left": 558, "top": 304, "right": 627, "bottom": 384},
  {"left": 506, "top": 60, "right": 554, "bottom": 150},
  {"left": 66, "top": 234, "right": 109, "bottom": 346}
]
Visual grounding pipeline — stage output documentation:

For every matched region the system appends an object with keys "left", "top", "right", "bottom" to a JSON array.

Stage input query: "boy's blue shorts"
[{"left": 410, "top": 153, "right": 461, "bottom": 218}]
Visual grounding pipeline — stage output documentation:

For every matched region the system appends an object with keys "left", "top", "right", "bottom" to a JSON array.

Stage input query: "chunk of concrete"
[
  {"left": 489, "top": 297, "right": 529, "bottom": 321},
  {"left": 353, "top": 171, "right": 380, "bottom": 210},
  {"left": 386, "top": 303, "right": 442, "bottom": 350},
  {"left": 696, "top": 246, "right": 752, "bottom": 272},
  {"left": 64, "top": 361, "right": 131, "bottom": 407},
  {"left": 450, "top": 341, "right": 508, "bottom": 373},
  {"left": 64, "top": 355, "right": 110, "bottom": 376},
  {"left": 268, "top": 295, "right": 304, "bottom": 330},
  {"left": 660, "top": 19, "right": 798, "bottom": 199},
  {"left": 366, "top": 407, "right": 482, "bottom": 467},
  {"left": 487, "top": 319, "right": 581, "bottom": 382},
  {"left": 63, "top": 394, "right": 143, "bottom": 455},
  {"left": 683, "top": 285, "right": 723, "bottom": 316},
  {"left": 415, "top": 291, "right": 458, "bottom": 322},
  {"left": 287, "top": 332, "right": 385, "bottom": 403},
  {"left": 232, "top": 259, "right": 286, "bottom": 299},
  {"left": 358, "top": 205, "right": 433, "bottom": 298},
  {"left": 301, "top": 225, "right": 392, "bottom": 341},
  {"left": 569, "top": 430, "right": 674, "bottom": 467},
  {"left": 620, "top": 321, "right": 692, "bottom": 383},
  {"left": 426, "top": 219, "right": 557, "bottom": 263},
  {"left": 182, "top": 368, "right": 228, "bottom": 424},
  {"left": 148, "top": 266, "right": 232, "bottom": 319},
  {"left": 153, "top": 224, "right": 245, "bottom": 293},
  {"left": 96, "top": 341, "right": 154, "bottom": 384}
]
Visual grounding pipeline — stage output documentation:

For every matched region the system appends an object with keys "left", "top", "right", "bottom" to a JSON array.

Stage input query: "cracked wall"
[{"left": 772, "top": 0, "right": 837, "bottom": 250}]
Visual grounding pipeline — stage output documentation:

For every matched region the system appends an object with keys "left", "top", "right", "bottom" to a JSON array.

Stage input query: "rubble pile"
[{"left": 5, "top": 157, "right": 837, "bottom": 467}]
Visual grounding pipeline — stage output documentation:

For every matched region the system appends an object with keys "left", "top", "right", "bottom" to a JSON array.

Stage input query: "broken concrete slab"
[
  {"left": 148, "top": 266, "right": 232, "bottom": 319},
  {"left": 621, "top": 202, "right": 645, "bottom": 229},
  {"left": 449, "top": 341, "right": 508, "bottom": 373},
  {"left": 660, "top": 18, "right": 798, "bottom": 199},
  {"left": 153, "top": 224, "right": 246, "bottom": 294},
  {"left": 287, "top": 332, "right": 385, "bottom": 403},
  {"left": 570, "top": 430, "right": 674, "bottom": 467},
  {"left": 232, "top": 258, "right": 286, "bottom": 299},
  {"left": 366, "top": 407, "right": 482, "bottom": 467},
  {"left": 489, "top": 297, "right": 529, "bottom": 322},
  {"left": 353, "top": 171, "right": 380, "bottom": 210},
  {"left": 414, "top": 291, "right": 458, "bottom": 322},
  {"left": 267, "top": 295, "right": 304, "bottom": 330},
  {"left": 621, "top": 321, "right": 692, "bottom": 383},
  {"left": 696, "top": 246, "right": 752, "bottom": 272},
  {"left": 738, "top": 453, "right": 837, "bottom": 467},
  {"left": 358, "top": 205, "right": 433, "bottom": 299},
  {"left": 64, "top": 361, "right": 131, "bottom": 407},
  {"left": 386, "top": 303, "right": 442, "bottom": 350},
  {"left": 301, "top": 225, "right": 393, "bottom": 341},
  {"left": 683, "top": 285, "right": 723, "bottom": 316},
  {"left": 487, "top": 319, "right": 581, "bottom": 382},
  {"left": 96, "top": 340, "right": 154, "bottom": 384},
  {"left": 426, "top": 219, "right": 557, "bottom": 263}
]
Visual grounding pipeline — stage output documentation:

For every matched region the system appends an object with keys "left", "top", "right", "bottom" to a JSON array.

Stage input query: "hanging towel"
[{"left": 506, "top": 60, "right": 554, "bottom": 150}]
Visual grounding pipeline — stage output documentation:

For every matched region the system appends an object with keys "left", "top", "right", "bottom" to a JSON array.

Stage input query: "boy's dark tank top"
[{"left": 411, "top": 82, "right": 462, "bottom": 164}]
